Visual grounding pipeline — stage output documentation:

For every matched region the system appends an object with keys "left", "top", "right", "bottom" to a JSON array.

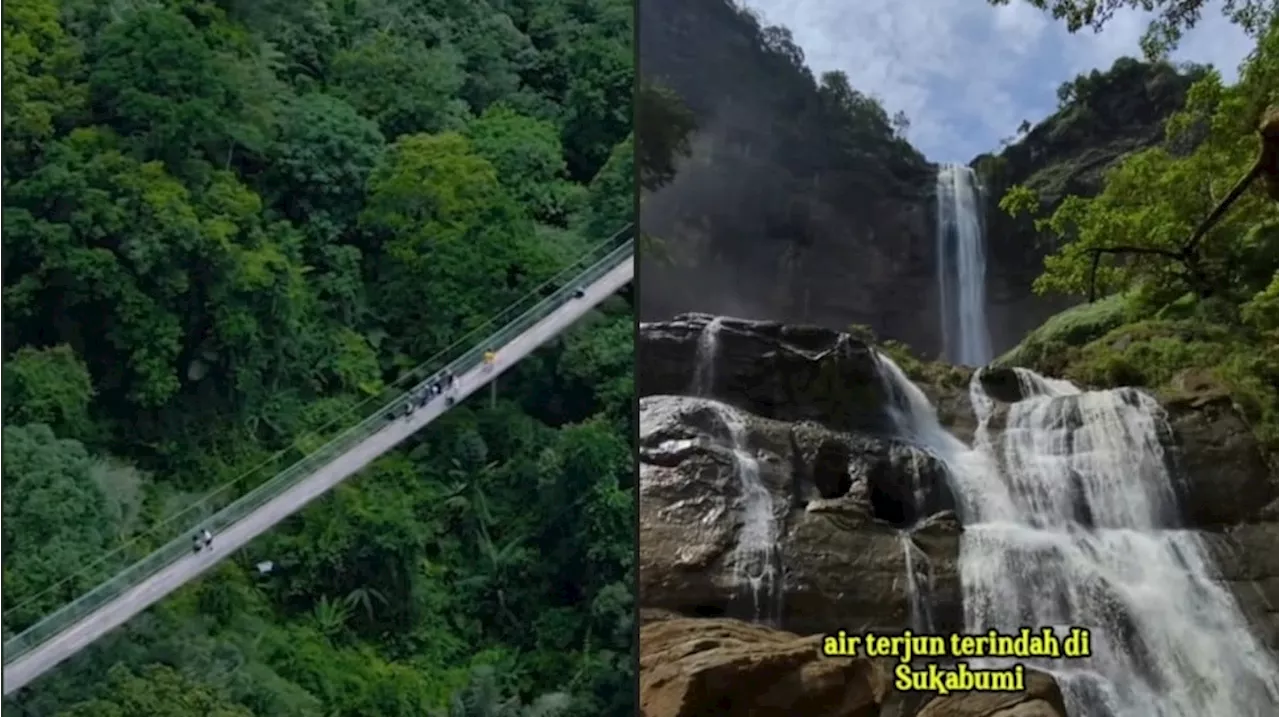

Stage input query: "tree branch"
[
  {"left": 1086, "top": 245, "right": 1186, "bottom": 301},
  {"left": 1083, "top": 107, "right": 1276, "bottom": 303}
]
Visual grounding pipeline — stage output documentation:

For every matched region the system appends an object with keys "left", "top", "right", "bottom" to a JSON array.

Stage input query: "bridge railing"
[{"left": 2, "top": 231, "right": 634, "bottom": 664}]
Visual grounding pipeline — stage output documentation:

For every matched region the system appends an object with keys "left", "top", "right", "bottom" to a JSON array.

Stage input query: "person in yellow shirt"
[{"left": 483, "top": 349, "right": 496, "bottom": 367}]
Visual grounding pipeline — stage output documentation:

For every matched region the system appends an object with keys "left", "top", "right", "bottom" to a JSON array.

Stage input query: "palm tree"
[
  {"left": 311, "top": 595, "right": 351, "bottom": 638},
  {"left": 343, "top": 586, "right": 388, "bottom": 622}
]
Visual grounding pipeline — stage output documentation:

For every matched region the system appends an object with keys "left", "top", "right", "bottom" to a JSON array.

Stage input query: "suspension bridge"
[{"left": 2, "top": 232, "right": 634, "bottom": 695}]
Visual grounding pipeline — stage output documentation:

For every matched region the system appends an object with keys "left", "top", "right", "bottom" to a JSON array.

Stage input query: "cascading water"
[
  {"left": 899, "top": 533, "right": 937, "bottom": 632},
  {"left": 691, "top": 317, "right": 723, "bottom": 395},
  {"left": 710, "top": 402, "right": 780, "bottom": 624},
  {"left": 878, "top": 372, "right": 944, "bottom": 633},
  {"left": 874, "top": 353, "right": 1278, "bottom": 717},
  {"left": 935, "top": 164, "right": 992, "bottom": 367},
  {"left": 691, "top": 317, "right": 780, "bottom": 623}
]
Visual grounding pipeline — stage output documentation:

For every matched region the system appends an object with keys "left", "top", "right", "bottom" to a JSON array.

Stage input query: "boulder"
[
  {"left": 639, "top": 617, "right": 889, "bottom": 717},
  {"left": 973, "top": 366, "right": 1024, "bottom": 404},
  {"left": 913, "top": 669, "right": 1066, "bottom": 717},
  {"left": 639, "top": 617, "right": 1068, "bottom": 717},
  {"left": 1163, "top": 392, "right": 1277, "bottom": 527}
]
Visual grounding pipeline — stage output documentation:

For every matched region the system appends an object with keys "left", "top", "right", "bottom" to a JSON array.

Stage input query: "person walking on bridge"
[{"left": 482, "top": 349, "right": 496, "bottom": 369}]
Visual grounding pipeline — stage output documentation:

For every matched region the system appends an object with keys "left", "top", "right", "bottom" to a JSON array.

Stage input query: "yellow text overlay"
[{"left": 820, "top": 627, "right": 1092, "bottom": 695}]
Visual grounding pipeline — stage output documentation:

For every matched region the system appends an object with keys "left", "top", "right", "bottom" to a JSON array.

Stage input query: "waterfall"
[
  {"left": 935, "top": 164, "right": 992, "bottom": 366},
  {"left": 899, "top": 533, "right": 937, "bottom": 632},
  {"left": 710, "top": 402, "right": 780, "bottom": 624},
  {"left": 874, "top": 353, "right": 1278, "bottom": 717},
  {"left": 691, "top": 317, "right": 781, "bottom": 623},
  {"left": 691, "top": 317, "right": 723, "bottom": 395}
]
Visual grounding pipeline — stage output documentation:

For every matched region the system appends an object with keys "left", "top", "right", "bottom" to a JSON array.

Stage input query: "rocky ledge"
[
  {"left": 638, "top": 315, "right": 1278, "bottom": 715},
  {"left": 637, "top": 313, "right": 895, "bottom": 435},
  {"left": 640, "top": 614, "right": 1069, "bottom": 717}
]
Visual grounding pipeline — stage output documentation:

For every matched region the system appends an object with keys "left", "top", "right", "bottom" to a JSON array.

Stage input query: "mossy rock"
[
  {"left": 994, "top": 293, "right": 1132, "bottom": 373},
  {"left": 1063, "top": 319, "right": 1234, "bottom": 388}
]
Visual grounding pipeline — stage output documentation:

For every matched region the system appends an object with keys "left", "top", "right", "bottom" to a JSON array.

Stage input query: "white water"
[
  {"left": 691, "top": 318, "right": 780, "bottom": 623},
  {"left": 875, "top": 353, "right": 1278, "bottom": 717},
  {"left": 691, "top": 317, "right": 723, "bottom": 396},
  {"left": 899, "top": 533, "right": 937, "bottom": 632},
  {"left": 935, "top": 164, "right": 992, "bottom": 366},
  {"left": 710, "top": 402, "right": 779, "bottom": 624}
]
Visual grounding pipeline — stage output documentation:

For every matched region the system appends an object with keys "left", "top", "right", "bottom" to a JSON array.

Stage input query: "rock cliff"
[
  {"left": 638, "top": 315, "right": 1278, "bottom": 716},
  {"left": 637, "top": 0, "right": 1201, "bottom": 359},
  {"left": 637, "top": 0, "right": 937, "bottom": 353},
  {"left": 972, "top": 58, "right": 1202, "bottom": 353}
]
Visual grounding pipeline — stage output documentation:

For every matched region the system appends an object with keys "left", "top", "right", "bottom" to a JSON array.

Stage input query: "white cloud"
[{"left": 743, "top": 0, "right": 1253, "bottom": 162}]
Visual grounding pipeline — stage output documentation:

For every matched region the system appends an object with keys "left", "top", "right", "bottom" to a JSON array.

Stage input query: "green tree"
[
  {"left": 434, "top": 665, "right": 571, "bottom": 717},
  {"left": 2, "top": 345, "right": 96, "bottom": 442},
  {"left": 360, "top": 132, "right": 556, "bottom": 360},
  {"left": 2, "top": 425, "right": 117, "bottom": 629},
  {"left": 329, "top": 31, "right": 468, "bottom": 140},
  {"left": 56, "top": 665, "right": 254, "bottom": 717},
  {"left": 579, "top": 137, "right": 634, "bottom": 240},
  {"left": 465, "top": 106, "right": 580, "bottom": 224},
  {"left": 987, "top": 0, "right": 1274, "bottom": 58},
  {"left": 261, "top": 92, "right": 386, "bottom": 242},
  {"left": 86, "top": 5, "right": 278, "bottom": 174},
  {"left": 635, "top": 81, "right": 697, "bottom": 192},
  {"left": 1000, "top": 22, "right": 1277, "bottom": 303},
  {"left": 1, "top": 0, "right": 87, "bottom": 174}
]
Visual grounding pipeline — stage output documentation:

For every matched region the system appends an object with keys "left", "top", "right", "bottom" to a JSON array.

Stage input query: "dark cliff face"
[
  {"left": 638, "top": 0, "right": 939, "bottom": 354},
  {"left": 640, "top": 0, "right": 1200, "bottom": 359},
  {"left": 973, "top": 58, "right": 1202, "bottom": 354}
]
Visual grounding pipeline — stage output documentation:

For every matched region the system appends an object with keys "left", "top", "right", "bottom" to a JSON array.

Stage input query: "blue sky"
[{"left": 743, "top": 0, "right": 1254, "bottom": 162}]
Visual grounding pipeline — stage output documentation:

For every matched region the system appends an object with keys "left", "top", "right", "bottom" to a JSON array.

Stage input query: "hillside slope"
[{"left": 972, "top": 57, "right": 1203, "bottom": 351}]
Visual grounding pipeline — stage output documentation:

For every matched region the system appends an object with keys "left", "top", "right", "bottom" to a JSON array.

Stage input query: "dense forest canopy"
[{"left": 2, "top": 0, "right": 635, "bottom": 715}]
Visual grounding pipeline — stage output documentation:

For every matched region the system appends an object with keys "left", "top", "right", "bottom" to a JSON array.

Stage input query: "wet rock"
[
  {"left": 1163, "top": 393, "right": 1276, "bottom": 528},
  {"left": 790, "top": 421, "right": 956, "bottom": 523},
  {"left": 781, "top": 504, "right": 963, "bottom": 637},
  {"left": 639, "top": 394, "right": 963, "bottom": 634},
  {"left": 974, "top": 366, "right": 1025, "bottom": 403},
  {"left": 1199, "top": 522, "right": 1280, "bottom": 649},
  {"left": 639, "top": 395, "right": 796, "bottom": 617},
  {"left": 921, "top": 381, "right": 979, "bottom": 445},
  {"left": 638, "top": 315, "right": 894, "bottom": 435}
]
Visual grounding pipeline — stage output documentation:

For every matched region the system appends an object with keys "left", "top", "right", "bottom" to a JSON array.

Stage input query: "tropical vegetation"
[{"left": 2, "top": 0, "right": 636, "bottom": 715}]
